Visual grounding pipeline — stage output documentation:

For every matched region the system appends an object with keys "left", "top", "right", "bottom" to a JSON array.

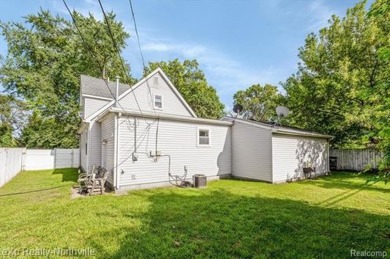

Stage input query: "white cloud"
[
  {"left": 140, "top": 39, "right": 284, "bottom": 106},
  {"left": 50, "top": 0, "right": 104, "bottom": 20},
  {"left": 306, "top": 0, "right": 339, "bottom": 32}
]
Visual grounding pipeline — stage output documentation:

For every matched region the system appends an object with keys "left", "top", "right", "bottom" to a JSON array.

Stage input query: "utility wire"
[
  {"left": 127, "top": 0, "right": 157, "bottom": 116},
  {"left": 63, "top": 0, "right": 129, "bottom": 115},
  {"left": 97, "top": 0, "right": 148, "bottom": 118}
]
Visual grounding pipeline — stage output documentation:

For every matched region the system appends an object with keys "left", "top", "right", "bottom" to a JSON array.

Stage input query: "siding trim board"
[{"left": 82, "top": 94, "right": 113, "bottom": 101}]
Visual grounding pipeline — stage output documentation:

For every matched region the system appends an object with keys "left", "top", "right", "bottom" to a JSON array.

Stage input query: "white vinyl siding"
[
  {"left": 117, "top": 116, "right": 231, "bottom": 188},
  {"left": 272, "top": 134, "right": 329, "bottom": 183},
  {"left": 231, "top": 120, "right": 273, "bottom": 182},
  {"left": 101, "top": 115, "right": 116, "bottom": 185},
  {"left": 88, "top": 121, "right": 101, "bottom": 172},
  {"left": 118, "top": 73, "right": 193, "bottom": 117},
  {"left": 84, "top": 97, "right": 111, "bottom": 119},
  {"left": 80, "top": 129, "right": 87, "bottom": 171}
]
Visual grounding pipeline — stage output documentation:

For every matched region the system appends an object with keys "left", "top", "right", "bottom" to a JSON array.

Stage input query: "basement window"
[
  {"left": 197, "top": 128, "right": 210, "bottom": 146},
  {"left": 154, "top": 94, "right": 163, "bottom": 109}
]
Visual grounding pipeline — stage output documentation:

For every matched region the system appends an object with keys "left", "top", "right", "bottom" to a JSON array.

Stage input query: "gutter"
[
  {"left": 273, "top": 129, "right": 334, "bottom": 139},
  {"left": 98, "top": 108, "right": 233, "bottom": 126}
]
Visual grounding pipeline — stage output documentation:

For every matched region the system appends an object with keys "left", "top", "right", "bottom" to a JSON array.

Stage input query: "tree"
[
  {"left": 233, "top": 84, "right": 282, "bottom": 121},
  {"left": 0, "top": 94, "right": 27, "bottom": 147},
  {"left": 366, "top": 0, "right": 390, "bottom": 177},
  {"left": 283, "top": 0, "right": 390, "bottom": 148},
  {"left": 0, "top": 9, "right": 133, "bottom": 148},
  {"left": 143, "top": 59, "right": 225, "bottom": 119}
]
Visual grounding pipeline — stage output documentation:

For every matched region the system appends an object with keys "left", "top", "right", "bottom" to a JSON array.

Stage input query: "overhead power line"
[
  {"left": 63, "top": 0, "right": 144, "bottom": 119},
  {"left": 62, "top": 0, "right": 125, "bottom": 114},
  {"left": 127, "top": 0, "right": 156, "bottom": 115},
  {"left": 128, "top": 0, "right": 146, "bottom": 70},
  {"left": 97, "top": 0, "right": 149, "bottom": 117}
]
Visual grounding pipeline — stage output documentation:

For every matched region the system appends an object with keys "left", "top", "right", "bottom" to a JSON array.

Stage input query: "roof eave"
[
  {"left": 106, "top": 108, "right": 232, "bottom": 126},
  {"left": 273, "top": 129, "right": 334, "bottom": 139}
]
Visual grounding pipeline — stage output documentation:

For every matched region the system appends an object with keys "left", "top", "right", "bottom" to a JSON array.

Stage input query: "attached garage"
[{"left": 223, "top": 118, "right": 332, "bottom": 183}]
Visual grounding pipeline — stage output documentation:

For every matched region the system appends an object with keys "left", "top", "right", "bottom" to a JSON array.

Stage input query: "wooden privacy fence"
[
  {"left": 0, "top": 148, "right": 80, "bottom": 187},
  {"left": 330, "top": 149, "right": 383, "bottom": 171}
]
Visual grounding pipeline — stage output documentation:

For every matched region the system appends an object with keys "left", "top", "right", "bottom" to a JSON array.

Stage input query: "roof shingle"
[{"left": 80, "top": 75, "right": 130, "bottom": 99}]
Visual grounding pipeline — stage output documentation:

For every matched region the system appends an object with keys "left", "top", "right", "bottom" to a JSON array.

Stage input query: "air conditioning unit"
[{"left": 193, "top": 174, "right": 207, "bottom": 188}]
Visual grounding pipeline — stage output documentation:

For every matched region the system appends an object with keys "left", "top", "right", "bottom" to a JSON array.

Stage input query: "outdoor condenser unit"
[{"left": 193, "top": 174, "right": 207, "bottom": 188}]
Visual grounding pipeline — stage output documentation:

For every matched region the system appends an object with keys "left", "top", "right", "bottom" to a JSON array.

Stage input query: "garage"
[{"left": 224, "top": 118, "right": 332, "bottom": 183}]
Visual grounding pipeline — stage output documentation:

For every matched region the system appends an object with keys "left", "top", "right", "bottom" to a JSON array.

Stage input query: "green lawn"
[{"left": 0, "top": 169, "right": 389, "bottom": 258}]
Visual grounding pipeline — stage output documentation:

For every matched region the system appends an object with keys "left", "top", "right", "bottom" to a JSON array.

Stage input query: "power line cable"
[
  {"left": 127, "top": 0, "right": 157, "bottom": 115},
  {"left": 63, "top": 0, "right": 129, "bottom": 114},
  {"left": 97, "top": 0, "right": 149, "bottom": 117}
]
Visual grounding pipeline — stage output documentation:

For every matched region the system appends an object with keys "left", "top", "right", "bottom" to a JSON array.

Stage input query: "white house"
[{"left": 78, "top": 68, "right": 332, "bottom": 191}]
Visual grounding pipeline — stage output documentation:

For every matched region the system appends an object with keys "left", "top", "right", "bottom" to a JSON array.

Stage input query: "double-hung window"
[
  {"left": 197, "top": 128, "right": 210, "bottom": 146},
  {"left": 154, "top": 94, "right": 163, "bottom": 109}
]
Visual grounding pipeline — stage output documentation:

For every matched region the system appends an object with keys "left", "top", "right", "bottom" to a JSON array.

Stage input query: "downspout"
[
  {"left": 115, "top": 113, "right": 120, "bottom": 190},
  {"left": 114, "top": 76, "right": 120, "bottom": 190},
  {"left": 87, "top": 123, "right": 91, "bottom": 173}
]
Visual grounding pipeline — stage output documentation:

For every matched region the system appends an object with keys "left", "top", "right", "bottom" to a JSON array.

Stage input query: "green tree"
[
  {"left": 0, "top": 10, "right": 133, "bottom": 148},
  {"left": 233, "top": 84, "right": 281, "bottom": 121},
  {"left": 283, "top": 0, "right": 390, "bottom": 148},
  {"left": 366, "top": 0, "right": 390, "bottom": 176},
  {"left": 144, "top": 59, "right": 225, "bottom": 119},
  {"left": 0, "top": 94, "right": 27, "bottom": 147}
]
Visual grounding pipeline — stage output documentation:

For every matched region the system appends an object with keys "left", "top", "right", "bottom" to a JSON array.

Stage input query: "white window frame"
[
  {"left": 153, "top": 94, "right": 163, "bottom": 110},
  {"left": 197, "top": 127, "right": 211, "bottom": 147}
]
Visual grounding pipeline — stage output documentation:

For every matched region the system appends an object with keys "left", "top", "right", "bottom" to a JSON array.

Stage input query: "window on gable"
[
  {"left": 198, "top": 129, "right": 210, "bottom": 146},
  {"left": 154, "top": 94, "right": 163, "bottom": 109}
]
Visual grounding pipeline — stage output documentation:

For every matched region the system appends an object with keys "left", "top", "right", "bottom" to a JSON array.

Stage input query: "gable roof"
[
  {"left": 223, "top": 117, "right": 333, "bottom": 139},
  {"left": 80, "top": 75, "right": 130, "bottom": 99},
  {"left": 117, "top": 68, "right": 197, "bottom": 118},
  {"left": 81, "top": 68, "right": 198, "bottom": 122}
]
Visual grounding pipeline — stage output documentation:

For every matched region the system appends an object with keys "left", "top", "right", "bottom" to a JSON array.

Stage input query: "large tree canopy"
[
  {"left": 144, "top": 59, "right": 225, "bottom": 119},
  {"left": 0, "top": 9, "right": 133, "bottom": 148},
  {"left": 233, "top": 84, "right": 282, "bottom": 122},
  {"left": 283, "top": 0, "right": 390, "bottom": 149}
]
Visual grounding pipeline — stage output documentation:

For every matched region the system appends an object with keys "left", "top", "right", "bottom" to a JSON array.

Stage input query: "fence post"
[
  {"left": 54, "top": 148, "right": 57, "bottom": 169},
  {"left": 21, "top": 148, "right": 26, "bottom": 171},
  {"left": 71, "top": 149, "right": 74, "bottom": 168}
]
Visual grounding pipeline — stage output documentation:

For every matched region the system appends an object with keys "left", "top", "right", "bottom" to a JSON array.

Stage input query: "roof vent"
[{"left": 153, "top": 76, "right": 159, "bottom": 85}]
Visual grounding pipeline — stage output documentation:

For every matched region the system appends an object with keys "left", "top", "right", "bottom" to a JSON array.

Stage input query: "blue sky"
[{"left": 0, "top": 0, "right": 371, "bottom": 108}]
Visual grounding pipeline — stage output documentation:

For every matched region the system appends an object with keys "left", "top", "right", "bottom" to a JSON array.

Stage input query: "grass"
[{"left": 0, "top": 169, "right": 389, "bottom": 258}]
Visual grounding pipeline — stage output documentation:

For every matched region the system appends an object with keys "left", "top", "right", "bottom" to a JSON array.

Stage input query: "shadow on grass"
[
  {"left": 88, "top": 190, "right": 390, "bottom": 258},
  {"left": 297, "top": 172, "right": 390, "bottom": 194},
  {"left": 0, "top": 185, "right": 70, "bottom": 197},
  {"left": 52, "top": 168, "right": 79, "bottom": 183}
]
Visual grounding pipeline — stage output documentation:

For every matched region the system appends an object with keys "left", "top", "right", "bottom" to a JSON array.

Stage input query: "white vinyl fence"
[
  {"left": 24, "top": 149, "right": 79, "bottom": 170},
  {"left": 330, "top": 149, "right": 383, "bottom": 171},
  {"left": 0, "top": 148, "right": 80, "bottom": 187},
  {"left": 0, "top": 148, "right": 24, "bottom": 188}
]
